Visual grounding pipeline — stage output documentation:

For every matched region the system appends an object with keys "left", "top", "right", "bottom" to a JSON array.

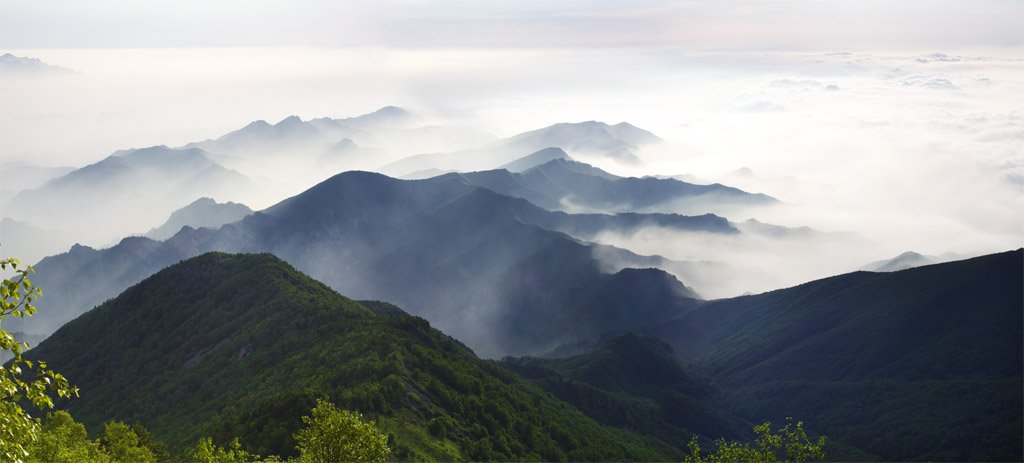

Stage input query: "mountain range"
[
  {"left": 3, "top": 109, "right": 774, "bottom": 260},
  {"left": 13, "top": 170, "right": 738, "bottom": 357},
  {"left": 5, "top": 106, "right": 1019, "bottom": 462},
  {"left": 380, "top": 121, "right": 662, "bottom": 177},
  {"left": 454, "top": 158, "right": 776, "bottom": 214},
  {"left": 2, "top": 146, "right": 257, "bottom": 252},
  {"left": 21, "top": 248, "right": 1022, "bottom": 461}
]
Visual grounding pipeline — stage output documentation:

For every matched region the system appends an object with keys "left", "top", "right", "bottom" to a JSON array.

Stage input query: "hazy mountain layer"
[
  {"left": 4, "top": 146, "right": 258, "bottom": 249},
  {"left": 859, "top": 251, "right": 941, "bottom": 272},
  {"left": 15, "top": 171, "right": 712, "bottom": 357},
  {"left": 498, "top": 147, "right": 571, "bottom": 173},
  {"left": 144, "top": 197, "right": 253, "bottom": 241},
  {"left": 25, "top": 252, "right": 680, "bottom": 461},
  {"left": 455, "top": 158, "right": 776, "bottom": 214},
  {"left": 380, "top": 121, "right": 662, "bottom": 176}
]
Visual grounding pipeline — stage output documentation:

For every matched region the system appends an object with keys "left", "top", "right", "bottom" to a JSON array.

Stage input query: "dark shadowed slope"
[
  {"left": 502, "top": 333, "right": 750, "bottom": 449},
  {"left": 26, "top": 252, "right": 680, "bottom": 461},
  {"left": 647, "top": 249, "right": 1024, "bottom": 461}
]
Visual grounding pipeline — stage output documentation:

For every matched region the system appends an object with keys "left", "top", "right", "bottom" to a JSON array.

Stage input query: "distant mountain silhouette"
[
  {"left": 859, "top": 251, "right": 940, "bottom": 272},
  {"left": 0, "top": 161, "right": 75, "bottom": 198},
  {"left": 455, "top": 158, "right": 776, "bottom": 213},
  {"left": 335, "top": 105, "right": 425, "bottom": 129},
  {"left": 4, "top": 146, "right": 256, "bottom": 249},
  {"left": 381, "top": 121, "right": 662, "bottom": 176},
  {"left": 144, "top": 197, "right": 253, "bottom": 241},
  {"left": 186, "top": 116, "right": 333, "bottom": 159},
  {"left": 0, "top": 218, "right": 71, "bottom": 265},
  {"left": 16, "top": 172, "right": 708, "bottom": 357},
  {"left": 499, "top": 147, "right": 571, "bottom": 172},
  {"left": 734, "top": 218, "right": 865, "bottom": 242},
  {"left": 0, "top": 53, "right": 73, "bottom": 75}
]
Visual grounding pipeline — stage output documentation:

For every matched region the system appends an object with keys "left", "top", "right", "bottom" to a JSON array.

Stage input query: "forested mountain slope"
[
  {"left": 647, "top": 250, "right": 1023, "bottom": 461},
  {"left": 25, "top": 252, "right": 681, "bottom": 461}
]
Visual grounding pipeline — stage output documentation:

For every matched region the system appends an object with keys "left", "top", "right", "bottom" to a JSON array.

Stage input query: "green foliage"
[
  {"left": 684, "top": 419, "right": 825, "bottom": 463},
  {"left": 293, "top": 399, "right": 389, "bottom": 463},
  {"left": 22, "top": 411, "right": 171, "bottom": 463},
  {"left": 27, "top": 411, "right": 108, "bottom": 463},
  {"left": 132, "top": 421, "right": 172, "bottom": 462},
  {"left": 187, "top": 437, "right": 259, "bottom": 463},
  {"left": 98, "top": 421, "right": 156, "bottom": 463},
  {"left": 0, "top": 246, "right": 78, "bottom": 463}
]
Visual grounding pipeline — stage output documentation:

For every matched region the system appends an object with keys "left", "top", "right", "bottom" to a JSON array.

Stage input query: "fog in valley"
[
  {"left": 2, "top": 1, "right": 1022, "bottom": 305},
  {"left": 3, "top": 46, "right": 1020, "bottom": 297}
]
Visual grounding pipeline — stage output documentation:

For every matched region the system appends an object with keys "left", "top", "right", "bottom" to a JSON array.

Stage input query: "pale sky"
[{"left": 1, "top": 0, "right": 1022, "bottom": 50}]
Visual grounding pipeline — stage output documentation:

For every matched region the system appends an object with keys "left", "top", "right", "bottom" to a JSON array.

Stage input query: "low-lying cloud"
[{"left": 0, "top": 48, "right": 1019, "bottom": 296}]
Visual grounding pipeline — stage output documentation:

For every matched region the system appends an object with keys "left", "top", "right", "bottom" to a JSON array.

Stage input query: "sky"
[
  {"left": 2, "top": 1, "right": 1022, "bottom": 50},
  {"left": 1, "top": 0, "right": 1022, "bottom": 283}
]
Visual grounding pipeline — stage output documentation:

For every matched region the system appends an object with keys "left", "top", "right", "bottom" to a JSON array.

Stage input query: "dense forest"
[{"left": 3, "top": 249, "right": 1022, "bottom": 461}]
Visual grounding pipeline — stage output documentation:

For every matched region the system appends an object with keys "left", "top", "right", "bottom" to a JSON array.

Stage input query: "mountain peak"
[
  {"left": 276, "top": 115, "right": 303, "bottom": 126},
  {"left": 498, "top": 147, "right": 570, "bottom": 173},
  {"left": 244, "top": 120, "right": 271, "bottom": 129},
  {"left": 373, "top": 105, "right": 410, "bottom": 115}
]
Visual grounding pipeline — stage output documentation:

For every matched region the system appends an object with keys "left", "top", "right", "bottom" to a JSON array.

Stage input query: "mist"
[{"left": 1, "top": 45, "right": 1021, "bottom": 297}]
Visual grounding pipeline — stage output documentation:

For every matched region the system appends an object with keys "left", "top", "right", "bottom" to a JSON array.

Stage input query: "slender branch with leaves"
[{"left": 1, "top": 245, "right": 79, "bottom": 463}]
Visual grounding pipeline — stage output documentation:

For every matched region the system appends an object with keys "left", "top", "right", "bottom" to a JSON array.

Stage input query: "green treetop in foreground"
[
  {"left": 685, "top": 418, "right": 826, "bottom": 463},
  {"left": 1, "top": 246, "right": 78, "bottom": 463},
  {"left": 293, "top": 398, "right": 390, "bottom": 463}
]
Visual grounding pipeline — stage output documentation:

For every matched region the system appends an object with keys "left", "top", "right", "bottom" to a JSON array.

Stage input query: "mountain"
[
  {"left": 186, "top": 116, "right": 332, "bottom": 159},
  {"left": 0, "top": 53, "right": 74, "bottom": 75},
  {"left": 25, "top": 252, "right": 680, "bottom": 461},
  {"left": 0, "top": 217, "right": 72, "bottom": 266},
  {"left": 335, "top": 105, "right": 425, "bottom": 129},
  {"left": 0, "top": 161, "right": 75, "bottom": 201},
  {"left": 181, "top": 109, "right": 492, "bottom": 188},
  {"left": 455, "top": 158, "right": 776, "bottom": 214},
  {"left": 380, "top": 121, "right": 662, "bottom": 176},
  {"left": 400, "top": 168, "right": 456, "bottom": 180},
  {"left": 733, "top": 218, "right": 864, "bottom": 242},
  {"left": 645, "top": 250, "right": 1024, "bottom": 461},
  {"left": 502, "top": 121, "right": 660, "bottom": 159},
  {"left": 144, "top": 197, "right": 253, "bottom": 241},
  {"left": 16, "top": 171, "right": 706, "bottom": 357},
  {"left": 859, "top": 251, "right": 940, "bottom": 272},
  {"left": 502, "top": 333, "right": 750, "bottom": 451},
  {"left": 498, "top": 147, "right": 571, "bottom": 172},
  {"left": 4, "top": 146, "right": 257, "bottom": 249},
  {"left": 316, "top": 138, "right": 392, "bottom": 173}
]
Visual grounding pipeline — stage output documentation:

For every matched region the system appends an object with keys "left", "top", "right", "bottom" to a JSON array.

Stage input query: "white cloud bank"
[{"left": 1, "top": 0, "right": 1020, "bottom": 292}]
